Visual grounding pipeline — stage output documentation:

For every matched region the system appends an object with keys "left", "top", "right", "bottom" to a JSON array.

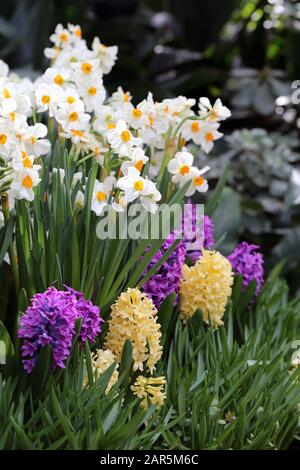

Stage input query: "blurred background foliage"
[{"left": 1, "top": 0, "right": 300, "bottom": 291}]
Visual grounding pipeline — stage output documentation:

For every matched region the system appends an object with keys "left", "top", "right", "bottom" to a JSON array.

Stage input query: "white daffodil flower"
[
  {"left": 93, "top": 104, "right": 116, "bottom": 135},
  {"left": 120, "top": 147, "right": 149, "bottom": 175},
  {"left": 77, "top": 78, "right": 106, "bottom": 112},
  {"left": 0, "top": 60, "right": 9, "bottom": 78},
  {"left": 112, "top": 194, "right": 128, "bottom": 213},
  {"left": 35, "top": 83, "right": 63, "bottom": 116},
  {"left": 110, "top": 87, "right": 132, "bottom": 107},
  {"left": 75, "top": 190, "right": 85, "bottom": 208},
  {"left": 91, "top": 176, "right": 116, "bottom": 216},
  {"left": 107, "top": 119, "right": 142, "bottom": 157},
  {"left": 9, "top": 168, "right": 41, "bottom": 201},
  {"left": 199, "top": 122, "right": 223, "bottom": 153},
  {"left": 42, "top": 67, "right": 72, "bottom": 88},
  {"left": 125, "top": 104, "right": 148, "bottom": 130},
  {"left": 0, "top": 120, "right": 13, "bottom": 160},
  {"left": 50, "top": 24, "right": 72, "bottom": 48},
  {"left": 11, "top": 151, "right": 39, "bottom": 173},
  {"left": 91, "top": 37, "right": 118, "bottom": 75},
  {"left": 71, "top": 59, "right": 101, "bottom": 83},
  {"left": 117, "top": 166, "right": 161, "bottom": 213},
  {"left": 0, "top": 82, "right": 31, "bottom": 117},
  {"left": 198, "top": 97, "right": 231, "bottom": 121},
  {"left": 67, "top": 23, "right": 82, "bottom": 42},
  {"left": 181, "top": 117, "right": 203, "bottom": 145},
  {"left": 185, "top": 166, "right": 210, "bottom": 196},
  {"left": 58, "top": 88, "right": 83, "bottom": 111},
  {"left": 21, "top": 123, "right": 51, "bottom": 157},
  {"left": 167, "top": 151, "right": 194, "bottom": 185},
  {"left": 56, "top": 104, "right": 90, "bottom": 133}
]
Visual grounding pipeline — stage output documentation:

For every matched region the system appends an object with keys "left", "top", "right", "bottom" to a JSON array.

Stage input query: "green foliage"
[
  {"left": 225, "top": 129, "right": 300, "bottom": 212},
  {"left": 1, "top": 268, "right": 300, "bottom": 450},
  {"left": 0, "top": 140, "right": 187, "bottom": 325},
  {"left": 204, "top": 128, "right": 300, "bottom": 271},
  {"left": 155, "top": 270, "right": 300, "bottom": 450},
  {"left": 227, "top": 67, "right": 290, "bottom": 117}
]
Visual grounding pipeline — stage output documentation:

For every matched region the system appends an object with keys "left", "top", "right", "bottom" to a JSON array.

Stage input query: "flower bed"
[{"left": 0, "top": 23, "right": 300, "bottom": 450}]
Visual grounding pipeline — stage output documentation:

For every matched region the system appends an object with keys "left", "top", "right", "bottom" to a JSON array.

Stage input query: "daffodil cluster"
[
  {"left": 0, "top": 60, "right": 50, "bottom": 205},
  {"left": 7, "top": 22, "right": 230, "bottom": 217}
]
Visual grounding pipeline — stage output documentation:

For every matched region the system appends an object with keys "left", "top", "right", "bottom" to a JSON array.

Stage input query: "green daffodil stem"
[
  {"left": 76, "top": 152, "right": 93, "bottom": 166},
  {"left": 157, "top": 137, "right": 177, "bottom": 187},
  {"left": 1, "top": 194, "right": 19, "bottom": 292}
]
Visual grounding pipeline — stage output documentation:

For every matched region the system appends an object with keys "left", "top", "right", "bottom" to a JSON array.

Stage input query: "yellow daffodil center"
[
  {"left": 132, "top": 108, "right": 142, "bottom": 118},
  {"left": 88, "top": 86, "right": 97, "bottom": 96},
  {"left": 3, "top": 88, "right": 11, "bottom": 99},
  {"left": 148, "top": 114, "right": 154, "bottom": 127},
  {"left": 23, "top": 156, "right": 32, "bottom": 168},
  {"left": 123, "top": 93, "right": 130, "bottom": 102},
  {"left": 54, "top": 74, "right": 64, "bottom": 85},
  {"left": 0, "top": 134, "right": 7, "bottom": 144},
  {"left": 107, "top": 122, "right": 116, "bottom": 129},
  {"left": 179, "top": 165, "right": 190, "bottom": 175},
  {"left": 69, "top": 112, "right": 78, "bottom": 121},
  {"left": 81, "top": 62, "right": 92, "bottom": 74},
  {"left": 74, "top": 28, "right": 81, "bottom": 37},
  {"left": 60, "top": 33, "right": 68, "bottom": 42},
  {"left": 135, "top": 160, "right": 144, "bottom": 172},
  {"left": 96, "top": 191, "right": 106, "bottom": 202},
  {"left": 134, "top": 180, "right": 144, "bottom": 191},
  {"left": 22, "top": 175, "right": 33, "bottom": 188},
  {"left": 121, "top": 130, "right": 131, "bottom": 142},
  {"left": 42, "top": 95, "right": 50, "bottom": 104},
  {"left": 10, "top": 112, "right": 15, "bottom": 122},
  {"left": 31, "top": 137, "right": 37, "bottom": 144},
  {"left": 210, "top": 110, "right": 217, "bottom": 120},
  {"left": 71, "top": 129, "right": 84, "bottom": 137},
  {"left": 194, "top": 176, "right": 205, "bottom": 186},
  {"left": 191, "top": 121, "right": 200, "bottom": 132},
  {"left": 67, "top": 96, "right": 75, "bottom": 104},
  {"left": 205, "top": 132, "right": 214, "bottom": 142}
]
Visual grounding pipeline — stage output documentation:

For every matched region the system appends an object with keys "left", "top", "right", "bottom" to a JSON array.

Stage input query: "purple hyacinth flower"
[
  {"left": 228, "top": 242, "right": 264, "bottom": 295},
  {"left": 18, "top": 286, "right": 102, "bottom": 373},
  {"left": 142, "top": 231, "right": 186, "bottom": 309},
  {"left": 65, "top": 286, "right": 103, "bottom": 344}
]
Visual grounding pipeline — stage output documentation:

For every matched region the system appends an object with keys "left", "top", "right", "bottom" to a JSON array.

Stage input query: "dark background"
[{"left": 1, "top": 0, "right": 299, "bottom": 113}]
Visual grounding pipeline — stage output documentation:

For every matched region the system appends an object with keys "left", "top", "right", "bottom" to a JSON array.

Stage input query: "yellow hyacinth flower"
[
  {"left": 105, "top": 288, "right": 162, "bottom": 373},
  {"left": 83, "top": 349, "right": 119, "bottom": 395},
  {"left": 180, "top": 249, "right": 233, "bottom": 327},
  {"left": 131, "top": 375, "right": 166, "bottom": 409}
]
